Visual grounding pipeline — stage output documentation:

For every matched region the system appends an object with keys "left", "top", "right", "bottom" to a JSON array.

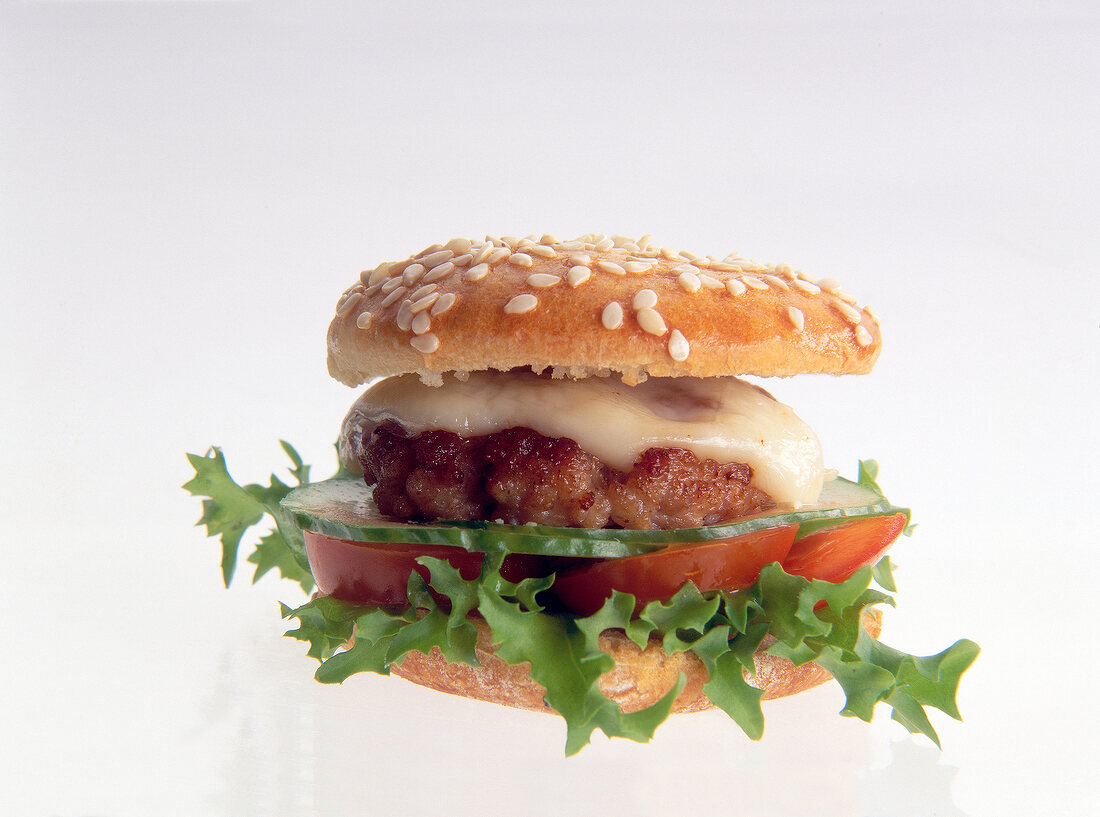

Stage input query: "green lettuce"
[
  {"left": 184, "top": 442, "right": 314, "bottom": 592},
  {"left": 186, "top": 444, "right": 979, "bottom": 754}
]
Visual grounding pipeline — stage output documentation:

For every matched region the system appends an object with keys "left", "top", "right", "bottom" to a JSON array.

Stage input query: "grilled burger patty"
[{"left": 346, "top": 420, "right": 776, "bottom": 530}]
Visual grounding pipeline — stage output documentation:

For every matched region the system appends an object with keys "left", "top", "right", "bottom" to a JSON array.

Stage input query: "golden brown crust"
[
  {"left": 328, "top": 234, "right": 881, "bottom": 387},
  {"left": 391, "top": 610, "right": 883, "bottom": 714}
]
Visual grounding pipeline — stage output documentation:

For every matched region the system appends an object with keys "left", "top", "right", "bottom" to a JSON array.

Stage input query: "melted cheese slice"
[{"left": 341, "top": 370, "right": 824, "bottom": 507}]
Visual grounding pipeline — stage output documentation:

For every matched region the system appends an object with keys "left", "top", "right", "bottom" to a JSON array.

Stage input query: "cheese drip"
[{"left": 341, "top": 370, "right": 824, "bottom": 507}]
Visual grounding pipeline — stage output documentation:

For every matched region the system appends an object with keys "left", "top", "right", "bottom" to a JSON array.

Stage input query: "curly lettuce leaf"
[
  {"left": 184, "top": 442, "right": 314, "bottom": 592},
  {"left": 282, "top": 553, "right": 978, "bottom": 753},
  {"left": 280, "top": 595, "right": 362, "bottom": 661}
]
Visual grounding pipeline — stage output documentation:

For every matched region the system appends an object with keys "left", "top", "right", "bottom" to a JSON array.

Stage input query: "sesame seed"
[
  {"left": 855, "top": 324, "right": 873, "bottom": 347},
  {"left": 410, "top": 333, "right": 439, "bottom": 354},
  {"left": 422, "top": 261, "right": 456, "bottom": 283},
  {"left": 381, "top": 276, "right": 406, "bottom": 295},
  {"left": 597, "top": 260, "right": 626, "bottom": 275},
  {"left": 864, "top": 305, "right": 881, "bottom": 324},
  {"left": 444, "top": 238, "right": 472, "bottom": 254},
  {"left": 817, "top": 277, "right": 842, "bottom": 294},
  {"left": 678, "top": 271, "right": 702, "bottom": 293},
  {"left": 420, "top": 250, "right": 454, "bottom": 269},
  {"left": 395, "top": 300, "right": 414, "bottom": 330},
  {"left": 527, "top": 272, "right": 561, "bottom": 288},
  {"left": 660, "top": 247, "right": 680, "bottom": 259},
  {"left": 380, "top": 285, "right": 408, "bottom": 308},
  {"left": 623, "top": 261, "right": 652, "bottom": 273},
  {"left": 410, "top": 292, "right": 440, "bottom": 314},
  {"left": 540, "top": 233, "right": 560, "bottom": 245},
  {"left": 365, "top": 263, "right": 391, "bottom": 287},
  {"left": 836, "top": 290, "right": 859, "bottom": 305},
  {"left": 774, "top": 263, "right": 794, "bottom": 278},
  {"left": 365, "top": 279, "right": 385, "bottom": 297},
  {"left": 464, "top": 263, "right": 490, "bottom": 282},
  {"left": 411, "top": 310, "right": 432, "bottom": 335},
  {"left": 567, "top": 266, "right": 592, "bottom": 287},
  {"left": 835, "top": 301, "right": 863, "bottom": 324},
  {"left": 569, "top": 253, "right": 592, "bottom": 266},
  {"left": 509, "top": 252, "right": 534, "bottom": 268},
  {"left": 633, "top": 288, "right": 658, "bottom": 310},
  {"left": 601, "top": 301, "right": 624, "bottom": 330},
  {"left": 355, "top": 311, "right": 373, "bottom": 329},
  {"left": 409, "top": 283, "right": 438, "bottom": 301},
  {"left": 711, "top": 262, "right": 741, "bottom": 272},
  {"left": 680, "top": 250, "right": 701, "bottom": 262},
  {"left": 793, "top": 278, "right": 821, "bottom": 295},
  {"left": 637, "top": 306, "right": 667, "bottom": 336},
  {"left": 638, "top": 233, "right": 652, "bottom": 248},
  {"left": 668, "top": 329, "right": 690, "bottom": 361},
  {"left": 530, "top": 244, "right": 558, "bottom": 258},
  {"left": 763, "top": 274, "right": 791, "bottom": 292},
  {"left": 402, "top": 264, "right": 426, "bottom": 286},
  {"left": 742, "top": 275, "right": 769, "bottom": 290},
  {"left": 504, "top": 293, "right": 538, "bottom": 314},
  {"left": 500, "top": 235, "right": 521, "bottom": 248},
  {"left": 726, "top": 278, "right": 747, "bottom": 296},
  {"left": 558, "top": 241, "right": 585, "bottom": 251},
  {"left": 488, "top": 247, "right": 512, "bottom": 264},
  {"left": 595, "top": 238, "right": 615, "bottom": 251},
  {"left": 699, "top": 273, "right": 724, "bottom": 290},
  {"left": 336, "top": 291, "right": 362, "bottom": 317},
  {"left": 471, "top": 245, "right": 494, "bottom": 264},
  {"left": 673, "top": 263, "right": 700, "bottom": 275},
  {"left": 431, "top": 292, "right": 457, "bottom": 316},
  {"left": 787, "top": 306, "right": 805, "bottom": 331},
  {"left": 451, "top": 253, "right": 473, "bottom": 267}
]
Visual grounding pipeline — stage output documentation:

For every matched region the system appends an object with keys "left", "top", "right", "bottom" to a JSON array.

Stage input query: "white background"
[{"left": 2, "top": 2, "right": 1097, "bottom": 815}]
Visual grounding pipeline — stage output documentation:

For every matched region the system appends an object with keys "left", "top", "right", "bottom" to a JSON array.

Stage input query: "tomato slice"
[
  {"left": 550, "top": 524, "right": 798, "bottom": 617},
  {"left": 305, "top": 513, "right": 907, "bottom": 613},
  {"left": 781, "top": 513, "right": 907, "bottom": 583},
  {"left": 304, "top": 531, "right": 549, "bottom": 607}
]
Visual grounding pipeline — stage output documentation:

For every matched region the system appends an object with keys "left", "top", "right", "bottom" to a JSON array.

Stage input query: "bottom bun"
[{"left": 392, "top": 610, "right": 883, "bottom": 714}]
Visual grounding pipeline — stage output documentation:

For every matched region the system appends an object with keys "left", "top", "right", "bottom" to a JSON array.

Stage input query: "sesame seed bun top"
[{"left": 327, "top": 233, "right": 882, "bottom": 387}]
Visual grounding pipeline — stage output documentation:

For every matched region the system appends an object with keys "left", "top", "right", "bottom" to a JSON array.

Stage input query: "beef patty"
[{"left": 346, "top": 420, "right": 776, "bottom": 530}]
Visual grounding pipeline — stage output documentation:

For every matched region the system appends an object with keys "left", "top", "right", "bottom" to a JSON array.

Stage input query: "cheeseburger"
[{"left": 187, "top": 233, "right": 977, "bottom": 753}]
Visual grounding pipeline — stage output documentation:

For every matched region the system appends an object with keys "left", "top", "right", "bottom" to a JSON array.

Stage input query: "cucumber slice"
[{"left": 280, "top": 475, "right": 907, "bottom": 559}]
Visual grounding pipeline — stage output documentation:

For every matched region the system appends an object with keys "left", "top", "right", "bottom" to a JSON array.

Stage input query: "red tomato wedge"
[
  {"left": 304, "top": 531, "right": 549, "bottom": 607},
  {"left": 781, "top": 513, "right": 908, "bottom": 583},
  {"left": 550, "top": 524, "right": 798, "bottom": 617}
]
